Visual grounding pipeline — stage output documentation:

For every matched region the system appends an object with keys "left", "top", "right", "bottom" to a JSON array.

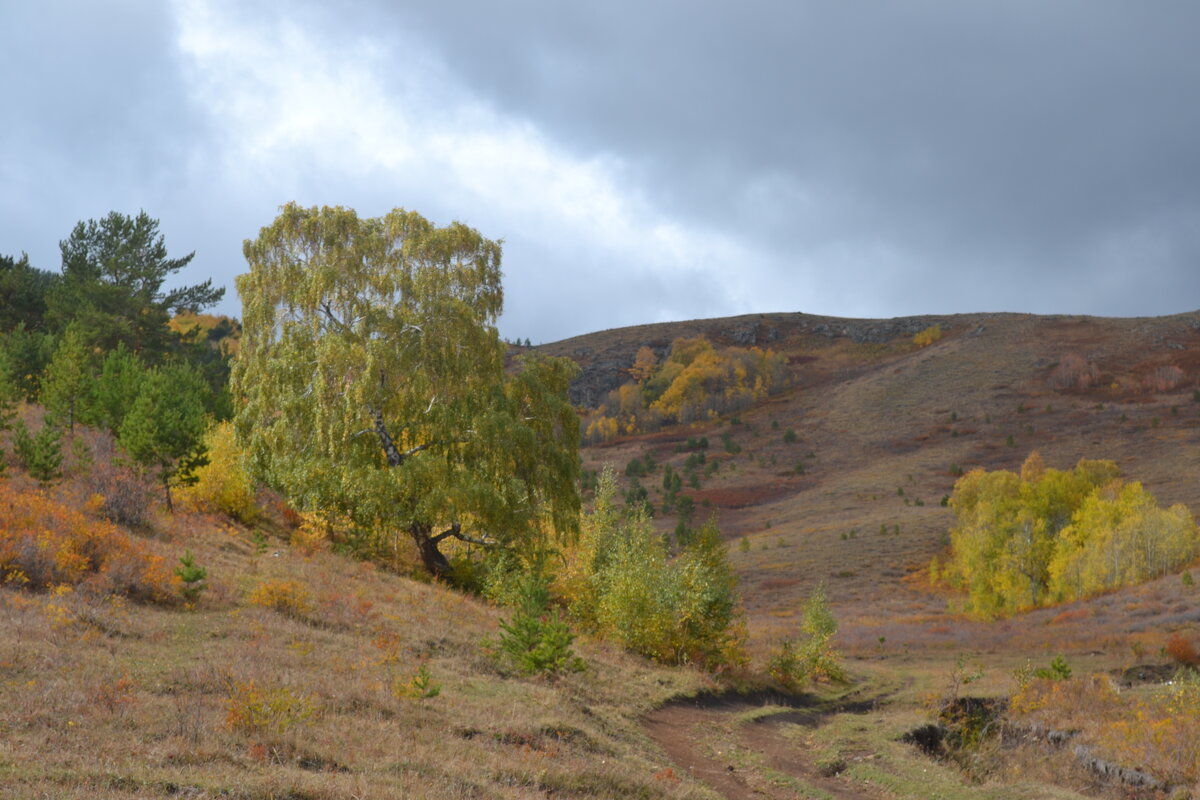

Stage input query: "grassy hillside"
[
  {"left": 4, "top": 309, "right": 1200, "bottom": 798},
  {"left": 557, "top": 310, "right": 1200, "bottom": 797},
  {"left": 561, "top": 310, "right": 1200, "bottom": 653},
  {"left": 0, "top": 415, "right": 716, "bottom": 798}
]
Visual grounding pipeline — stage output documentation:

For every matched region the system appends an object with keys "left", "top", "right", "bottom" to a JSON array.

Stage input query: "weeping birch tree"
[{"left": 233, "top": 204, "right": 580, "bottom": 578}]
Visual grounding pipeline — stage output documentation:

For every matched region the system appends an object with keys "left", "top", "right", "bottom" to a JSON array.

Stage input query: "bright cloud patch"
[{"left": 172, "top": 0, "right": 762, "bottom": 339}]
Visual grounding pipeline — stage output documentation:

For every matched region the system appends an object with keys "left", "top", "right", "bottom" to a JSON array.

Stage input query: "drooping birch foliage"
[{"left": 234, "top": 204, "right": 579, "bottom": 577}]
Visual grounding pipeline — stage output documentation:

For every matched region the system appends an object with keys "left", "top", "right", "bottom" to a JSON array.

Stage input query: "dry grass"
[
  {"left": 0, "top": 466, "right": 715, "bottom": 798},
  {"left": 576, "top": 311, "right": 1200, "bottom": 662}
]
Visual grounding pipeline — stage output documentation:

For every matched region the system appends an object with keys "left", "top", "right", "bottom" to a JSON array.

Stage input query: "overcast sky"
[{"left": 3, "top": 1, "right": 1199, "bottom": 343}]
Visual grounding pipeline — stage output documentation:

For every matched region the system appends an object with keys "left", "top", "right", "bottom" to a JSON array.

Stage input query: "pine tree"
[
  {"left": 0, "top": 346, "right": 19, "bottom": 432},
  {"left": 40, "top": 323, "right": 96, "bottom": 434},
  {"left": 119, "top": 363, "right": 210, "bottom": 512},
  {"left": 13, "top": 421, "right": 64, "bottom": 486},
  {"left": 89, "top": 343, "right": 145, "bottom": 433}
]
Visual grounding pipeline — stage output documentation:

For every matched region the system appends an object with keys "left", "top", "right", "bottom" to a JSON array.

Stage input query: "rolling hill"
[{"left": 558, "top": 310, "right": 1200, "bottom": 654}]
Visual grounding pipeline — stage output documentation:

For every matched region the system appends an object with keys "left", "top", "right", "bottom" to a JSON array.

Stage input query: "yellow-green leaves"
[
  {"left": 234, "top": 204, "right": 577, "bottom": 578},
  {"left": 937, "top": 452, "right": 1199, "bottom": 616}
]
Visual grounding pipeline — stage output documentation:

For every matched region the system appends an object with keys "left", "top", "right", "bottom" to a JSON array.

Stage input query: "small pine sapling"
[
  {"left": 13, "top": 421, "right": 64, "bottom": 486},
  {"left": 175, "top": 551, "right": 208, "bottom": 605},
  {"left": 1033, "top": 655, "right": 1072, "bottom": 681},
  {"left": 392, "top": 663, "right": 442, "bottom": 699},
  {"left": 495, "top": 568, "right": 585, "bottom": 676}
]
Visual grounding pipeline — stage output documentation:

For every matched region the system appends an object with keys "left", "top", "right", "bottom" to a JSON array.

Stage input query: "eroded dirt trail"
[{"left": 644, "top": 694, "right": 891, "bottom": 800}]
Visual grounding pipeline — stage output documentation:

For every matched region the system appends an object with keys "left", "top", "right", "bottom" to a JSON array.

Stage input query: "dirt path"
[{"left": 644, "top": 693, "right": 891, "bottom": 800}]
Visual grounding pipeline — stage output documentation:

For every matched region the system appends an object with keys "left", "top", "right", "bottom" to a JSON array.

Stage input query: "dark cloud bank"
[{"left": 3, "top": 1, "right": 1199, "bottom": 341}]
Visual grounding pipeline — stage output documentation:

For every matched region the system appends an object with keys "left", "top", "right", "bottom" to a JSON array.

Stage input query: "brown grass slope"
[
  {"left": 561, "top": 310, "right": 1200, "bottom": 664},
  {"left": 0, "top": 448, "right": 718, "bottom": 799}
]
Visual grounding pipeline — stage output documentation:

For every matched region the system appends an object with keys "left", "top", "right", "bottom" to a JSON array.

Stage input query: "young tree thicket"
[
  {"left": 0, "top": 212, "right": 225, "bottom": 512},
  {"left": 582, "top": 337, "right": 789, "bottom": 444},
  {"left": 768, "top": 584, "right": 844, "bottom": 688},
  {"left": 934, "top": 452, "right": 1199, "bottom": 616},
  {"left": 554, "top": 468, "right": 745, "bottom": 668},
  {"left": 233, "top": 203, "right": 580, "bottom": 579}
]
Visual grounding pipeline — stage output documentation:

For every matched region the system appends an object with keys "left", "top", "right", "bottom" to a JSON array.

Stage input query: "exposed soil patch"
[
  {"left": 644, "top": 689, "right": 894, "bottom": 800},
  {"left": 1110, "top": 662, "right": 1178, "bottom": 688}
]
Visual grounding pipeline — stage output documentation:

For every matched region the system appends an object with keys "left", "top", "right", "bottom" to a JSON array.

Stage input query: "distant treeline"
[{"left": 581, "top": 336, "right": 789, "bottom": 443}]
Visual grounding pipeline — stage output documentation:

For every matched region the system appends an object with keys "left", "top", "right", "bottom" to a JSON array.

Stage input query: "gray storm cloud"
[{"left": 3, "top": 1, "right": 1198, "bottom": 342}]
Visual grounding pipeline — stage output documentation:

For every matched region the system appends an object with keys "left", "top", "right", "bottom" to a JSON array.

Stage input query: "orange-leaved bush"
[
  {"left": 0, "top": 484, "right": 171, "bottom": 602},
  {"left": 1011, "top": 671, "right": 1200, "bottom": 786},
  {"left": 247, "top": 579, "right": 314, "bottom": 617},
  {"left": 1166, "top": 632, "right": 1200, "bottom": 668}
]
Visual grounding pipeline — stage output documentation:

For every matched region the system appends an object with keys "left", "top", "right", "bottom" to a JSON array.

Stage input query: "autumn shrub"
[
  {"left": 86, "top": 458, "right": 154, "bottom": 529},
  {"left": 0, "top": 484, "right": 171, "bottom": 602},
  {"left": 767, "top": 584, "right": 844, "bottom": 688},
  {"left": 1011, "top": 671, "right": 1200, "bottom": 786},
  {"left": 224, "top": 679, "right": 316, "bottom": 736},
  {"left": 247, "top": 579, "right": 314, "bottom": 617},
  {"left": 1048, "top": 353, "right": 1100, "bottom": 391},
  {"left": 179, "top": 421, "right": 258, "bottom": 523},
  {"left": 1165, "top": 632, "right": 1200, "bottom": 668},
  {"left": 290, "top": 515, "right": 330, "bottom": 556},
  {"left": 913, "top": 324, "right": 943, "bottom": 347},
  {"left": 558, "top": 468, "right": 745, "bottom": 669}
]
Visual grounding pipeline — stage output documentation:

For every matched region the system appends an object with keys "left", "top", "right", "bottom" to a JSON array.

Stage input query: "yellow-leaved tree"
[
  {"left": 233, "top": 204, "right": 580, "bottom": 579},
  {"left": 180, "top": 421, "right": 258, "bottom": 523},
  {"left": 557, "top": 468, "right": 745, "bottom": 668},
  {"left": 938, "top": 452, "right": 1197, "bottom": 616}
]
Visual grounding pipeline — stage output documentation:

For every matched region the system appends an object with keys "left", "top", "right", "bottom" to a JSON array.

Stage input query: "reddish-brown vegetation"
[
  {"left": 1146, "top": 364, "right": 1185, "bottom": 393},
  {"left": 0, "top": 484, "right": 171, "bottom": 602},
  {"left": 1048, "top": 353, "right": 1100, "bottom": 391},
  {"left": 1165, "top": 631, "right": 1200, "bottom": 667}
]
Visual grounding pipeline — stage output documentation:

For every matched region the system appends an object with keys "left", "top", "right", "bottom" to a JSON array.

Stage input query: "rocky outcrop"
[
  {"left": 567, "top": 352, "right": 638, "bottom": 408},
  {"left": 809, "top": 317, "right": 943, "bottom": 344}
]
